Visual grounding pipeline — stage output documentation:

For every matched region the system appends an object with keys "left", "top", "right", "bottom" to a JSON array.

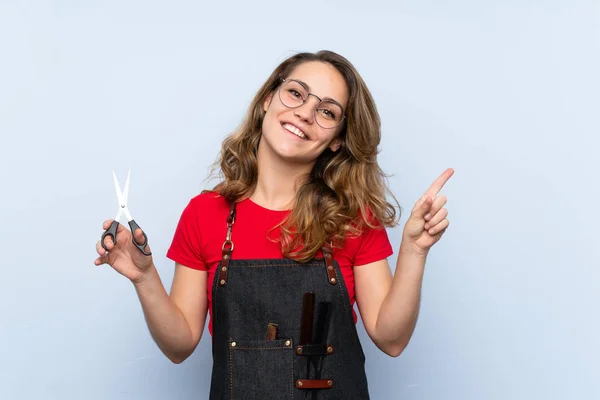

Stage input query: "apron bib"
[{"left": 209, "top": 202, "right": 370, "bottom": 399}]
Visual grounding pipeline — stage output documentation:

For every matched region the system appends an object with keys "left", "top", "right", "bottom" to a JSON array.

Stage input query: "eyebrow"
[{"left": 292, "top": 78, "right": 345, "bottom": 111}]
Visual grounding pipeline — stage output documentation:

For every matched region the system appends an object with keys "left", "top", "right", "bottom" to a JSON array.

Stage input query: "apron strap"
[
  {"left": 322, "top": 245, "right": 338, "bottom": 285},
  {"left": 218, "top": 200, "right": 337, "bottom": 286},
  {"left": 218, "top": 201, "right": 236, "bottom": 286}
]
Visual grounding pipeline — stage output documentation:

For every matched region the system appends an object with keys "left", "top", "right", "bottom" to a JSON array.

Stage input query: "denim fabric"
[{"left": 209, "top": 257, "right": 371, "bottom": 399}]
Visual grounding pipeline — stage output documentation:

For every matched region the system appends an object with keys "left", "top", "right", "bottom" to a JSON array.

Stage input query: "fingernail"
[{"left": 424, "top": 214, "right": 431, "bottom": 220}]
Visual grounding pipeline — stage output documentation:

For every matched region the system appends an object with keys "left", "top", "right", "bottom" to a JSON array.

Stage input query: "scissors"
[{"left": 101, "top": 169, "right": 152, "bottom": 256}]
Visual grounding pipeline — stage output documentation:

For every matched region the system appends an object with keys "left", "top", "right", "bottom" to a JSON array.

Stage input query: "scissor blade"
[
  {"left": 122, "top": 169, "right": 131, "bottom": 205},
  {"left": 112, "top": 170, "right": 125, "bottom": 206},
  {"left": 121, "top": 205, "right": 133, "bottom": 222}
]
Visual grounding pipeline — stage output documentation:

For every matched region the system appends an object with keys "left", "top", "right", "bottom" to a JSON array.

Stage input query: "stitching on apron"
[
  {"left": 291, "top": 341, "right": 295, "bottom": 400},
  {"left": 229, "top": 337, "right": 233, "bottom": 400},
  {"left": 228, "top": 341, "right": 295, "bottom": 399}
]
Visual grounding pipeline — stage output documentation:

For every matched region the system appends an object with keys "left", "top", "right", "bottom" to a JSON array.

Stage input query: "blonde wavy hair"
[{"left": 208, "top": 50, "right": 400, "bottom": 262}]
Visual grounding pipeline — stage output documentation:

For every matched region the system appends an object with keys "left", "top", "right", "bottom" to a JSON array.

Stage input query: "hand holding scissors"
[{"left": 101, "top": 169, "right": 151, "bottom": 256}]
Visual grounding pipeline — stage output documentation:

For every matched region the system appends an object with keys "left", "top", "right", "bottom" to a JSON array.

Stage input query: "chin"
[
  {"left": 273, "top": 148, "right": 310, "bottom": 164},
  {"left": 265, "top": 141, "right": 312, "bottom": 165}
]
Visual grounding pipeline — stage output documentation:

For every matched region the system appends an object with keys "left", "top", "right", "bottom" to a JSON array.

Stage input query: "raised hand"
[
  {"left": 402, "top": 168, "right": 454, "bottom": 254},
  {"left": 94, "top": 219, "right": 154, "bottom": 283}
]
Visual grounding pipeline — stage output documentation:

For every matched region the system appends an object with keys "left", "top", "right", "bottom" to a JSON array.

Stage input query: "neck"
[{"left": 250, "top": 144, "right": 313, "bottom": 210}]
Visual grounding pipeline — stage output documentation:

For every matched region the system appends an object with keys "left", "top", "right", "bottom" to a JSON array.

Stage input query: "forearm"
[
  {"left": 375, "top": 242, "right": 427, "bottom": 356},
  {"left": 132, "top": 265, "right": 195, "bottom": 363}
]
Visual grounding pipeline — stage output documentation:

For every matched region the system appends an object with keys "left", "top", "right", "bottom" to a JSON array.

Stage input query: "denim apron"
[{"left": 208, "top": 202, "right": 371, "bottom": 399}]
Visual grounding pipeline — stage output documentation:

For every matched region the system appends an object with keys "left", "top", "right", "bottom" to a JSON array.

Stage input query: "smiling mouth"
[{"left": 282, "top": 123, "right": 308, "bottom": 140}]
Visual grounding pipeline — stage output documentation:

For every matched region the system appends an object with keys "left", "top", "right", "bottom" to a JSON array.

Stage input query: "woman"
[{"left": 95, "top": 50, "right": 453, "bottom": 399}]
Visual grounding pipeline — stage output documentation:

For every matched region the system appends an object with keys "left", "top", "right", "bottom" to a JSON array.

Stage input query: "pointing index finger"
[{"left": 424, "top": 168, "right": 454, "bottom": 198}]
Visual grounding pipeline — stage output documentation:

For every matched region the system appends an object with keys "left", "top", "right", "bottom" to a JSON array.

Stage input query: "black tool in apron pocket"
[
  {"left": 265, "top": 323, "right": 279, "bottom": 340},
  {"left": 299, "top": 293, "right": 316, "bottom": 380},
  {"left": 312, "top": 302, "right": 334, "bottom": 379},
  {"left": 295, "top": 297, "right": 337, "bottom": 391}
]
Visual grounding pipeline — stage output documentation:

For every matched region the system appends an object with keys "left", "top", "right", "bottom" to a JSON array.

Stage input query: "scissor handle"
[
  {"left": 101, "top": 220, "right": 119, "bottom": 252},
  {"left": 101, "top": 220, "right": 152, "bottom": 256},
  {"left": 128, "top": 220, "right": 152, "bottom": 256}
]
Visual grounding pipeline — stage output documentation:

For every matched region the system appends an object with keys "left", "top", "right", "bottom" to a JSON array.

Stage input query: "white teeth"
[{"left": 283, "top": 123, "right": 307, "bottom": 140}]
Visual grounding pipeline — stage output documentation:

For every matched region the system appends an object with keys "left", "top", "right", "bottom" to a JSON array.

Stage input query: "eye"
[
  {"left": 288, "top": 89, "right": 302, "bottom": 98},
  {"left": 318, "top": 107, "right": 336, "bottom": 120}
]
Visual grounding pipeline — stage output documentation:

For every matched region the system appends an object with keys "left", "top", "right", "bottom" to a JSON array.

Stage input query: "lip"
[{"left": 281, "top": 121, "right": 309, "bottom": 140}]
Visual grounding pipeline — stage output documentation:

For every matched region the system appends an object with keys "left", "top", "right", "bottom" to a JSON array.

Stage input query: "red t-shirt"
[{"left": 166, "top": 191, "right": 393, "bottom": 336}]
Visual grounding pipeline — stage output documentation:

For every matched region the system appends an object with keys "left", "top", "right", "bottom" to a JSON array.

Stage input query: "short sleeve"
[
  {"left": 166, "top": 200, "right": 207, "bottom": 270},
  {"left": 353, "top": 224, "right": 393, "bottom": 266}
]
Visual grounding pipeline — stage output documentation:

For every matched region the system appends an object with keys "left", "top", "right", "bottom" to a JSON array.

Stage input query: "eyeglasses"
[{"left": 277, "top": 78, "right": 346, "bottom": 129}]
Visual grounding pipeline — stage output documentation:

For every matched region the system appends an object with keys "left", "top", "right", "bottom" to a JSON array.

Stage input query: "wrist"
[
  {"left": 399, "top": 238, "right": 429, "bottom": 258},
  {"left": 131, "top": 264, "right": 157, "bottom": 288}
]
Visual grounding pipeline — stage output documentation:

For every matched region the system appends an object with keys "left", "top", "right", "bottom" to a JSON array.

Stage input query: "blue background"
[{"left": 1, "top": 1, "right": 598, "bottom": 398}]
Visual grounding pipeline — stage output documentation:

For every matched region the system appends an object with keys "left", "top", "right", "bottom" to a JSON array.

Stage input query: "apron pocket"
[{"left": 229, "top": 338, "right": 294, "bottom": 400}]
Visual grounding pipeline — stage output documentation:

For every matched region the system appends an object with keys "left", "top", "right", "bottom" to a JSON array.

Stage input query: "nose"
[{"left": 293, "top": 94, "right": 319, "bottom": 124}]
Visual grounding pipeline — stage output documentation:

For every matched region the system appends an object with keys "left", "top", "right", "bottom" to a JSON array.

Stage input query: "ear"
[
  {"left": 329, "top": 137, "right": 342, "bottom": 152},
  {"left": 263, "top": 93, "right": 273, "bottom": 112}
]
